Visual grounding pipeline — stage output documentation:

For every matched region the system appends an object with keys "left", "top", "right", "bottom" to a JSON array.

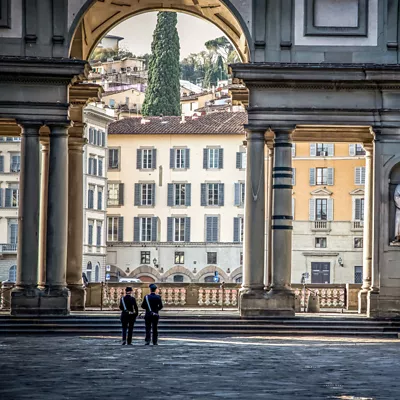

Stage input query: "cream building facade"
[
  {"left": 82, "top": 104, "right": 115, "bottom": 283},
  {"left": 0, "top": 137, "right": 20, "bottom": 283},
  {"left": 106, "top": 112, "right": 366, "bottom": 284}
]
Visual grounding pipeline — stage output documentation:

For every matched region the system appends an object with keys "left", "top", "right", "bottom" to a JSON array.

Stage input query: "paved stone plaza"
[{"left": 0, "top": 335, "right": 400, "bottom": 399}]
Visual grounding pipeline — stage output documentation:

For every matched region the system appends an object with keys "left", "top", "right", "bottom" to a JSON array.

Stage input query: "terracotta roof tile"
[{"left": 108, "top": 111, "right": 247, "bottom": 135}]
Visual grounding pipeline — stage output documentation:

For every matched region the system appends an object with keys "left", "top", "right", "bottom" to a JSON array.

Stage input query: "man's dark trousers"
[
  {"left": 122, "top": 314, "right": 136, "bottom": 344},
  {"left": 145, "top": 314, "right": 159, "bottom": 344}
]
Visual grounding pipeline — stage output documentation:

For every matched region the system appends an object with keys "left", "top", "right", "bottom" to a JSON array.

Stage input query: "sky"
[{"left": 108, "top": 12, "right": 227, "bottom": 60}]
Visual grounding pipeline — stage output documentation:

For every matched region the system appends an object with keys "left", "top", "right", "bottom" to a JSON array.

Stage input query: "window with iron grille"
[
  {"left": 315, "top": 237, "right": 327, "bottom": 248},
  {"left": 207, "top": 252, "right": 217, "bottom": 264},
  {"left": 354, "top": 237, "right": 363, "bottom": 248},
  {"left": 140, "top": 251, "right": 150, "bottom": 264},
  {"left": 174, "top": 251, "right": 184, "bottom": 264},
  {"left": 354, "top": 266, "right": 363, "bottom": 284}
]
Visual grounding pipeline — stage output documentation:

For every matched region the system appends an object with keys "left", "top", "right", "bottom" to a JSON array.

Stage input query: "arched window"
[
  {"left": 95, "top": 263, "right": 100, "bottom": 282},
  {"left": 173, "top": 275, "right": 184, "bottom": 283},
  {"left": 204, "top": 276, "right": 214, "bottom": 283},
  {"left": 235, "top": 276, "right": 242, "bottom": 284},
  {"left": 8, "top": 265, "right": 16, "bottom": 282},
  {"left": 86, "top": 262, "right": 92, "bottom": 282}
]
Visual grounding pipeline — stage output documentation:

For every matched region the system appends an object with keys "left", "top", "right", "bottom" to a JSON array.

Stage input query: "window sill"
[
  {"left": 171, "top": 205, "right": 188, "bottom": 209},
  {"left": 139, "top": 168, "right": 156, "bottom": 172},
  {"left": 204, "top": 205, "right": 221, "bottom": 208},
  {"left": 107, "top": 168, "right": 120, "bottom": 172},
  {"left": 172, "top": 168, "right": 188, "bottom": 171},
  {"left": 107, "top": 204, "right": 122, "bottom": 208},
  {"left": 205, "top": 168, "right": 222, "bottom": 171},
  {"left": 137, "top": 205, "right": 155, "bottom": 208}
]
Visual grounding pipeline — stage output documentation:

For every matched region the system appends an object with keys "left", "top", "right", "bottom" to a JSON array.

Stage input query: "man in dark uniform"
[
  {"left": 141, "top": 283, "right": 163, "bottom": 345},
  {"left": 119, "top": 287, "right": 138, "bottom": 345}
]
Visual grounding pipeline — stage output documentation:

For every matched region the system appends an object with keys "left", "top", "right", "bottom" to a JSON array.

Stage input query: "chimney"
[{"left": 180, "top": 114, "right": 186, "bottom": 124}]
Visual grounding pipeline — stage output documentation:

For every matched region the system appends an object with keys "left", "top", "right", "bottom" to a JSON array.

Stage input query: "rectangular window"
[
  {"left": 108, "top": 148, "right": 119, "bottom": 169},
  {"left": 175, "top": 149, "right": 186, "bottom": 169},
  {"left": 107, "top": 217, "right": 119, "bottom": 242},
  {"left": 207, "top": 183, "right": 220, "bottom": 206},
  {"left": 315, "top": 237, "right": 327, "bottom": 248},
  {"left": 174, "top": 183, "right": 186, "bottom": 206},
  {"left": 88, "top": 187, "right": 94, "bottom": 209},
  {"left": 354, "top": 237, "right": 363, "bottom": 248},
  {"left": 241, "top": 152, "right": 247, "bottom": 169},
  {"left": 240, "top": 252, "right": 243, "bottom": 266},
  {"left": 9, "top": 220, "right": 18, "bottom": 244},
  {"left": 206, "top": 216, "right": 219, "bottom": 242},
  {"left": 98, "top": 158, "right": 103, "bottom": 177},
  {"left": 140, "top": 251, "right": 150, "bottom": 264},
  {"left": 107, "top": 183, "right": 119, "bottom": 206},
  {"left": 175, "top": 251, "right": 184, "bottom": 264},
  {"left": 208, "top": 148, "right": 220, "bottom": 169},
  {"left": 10, "top": 154, "right": 20, "bottom": 173},
  {"left": 140, "top": 217, "right": 152, "bottom": 242},
  {"left": 316, "top": 168, "right": 327, "bottom": 185},
  {"left": 96, "top": 224, "right": 102, "bottom": 246},
  {"left": 97, "top": 189, "right": 103, "bottom": 210},
  {"left": 355, "top": 167, "right": 366, "bottom": 185},
  {"left": 6, "top": 187, "right": 19, "bottom": 208},
  {"left": 207, "top": 252, "right": 217, "bottom": 264},
  {"left": 316, "top": 143, "right": 329, "bottom": 156},
  {"left": 354, "top": 198, "right": 364, "bottom": 221},
  {"left": 240, "top": 217, "right": 244, "bottom": 242},
  {"left": 354, "top": 266, "right": 363, "bottom": 284},
  {"left": 88, "top": 222, "right": 94, "bottom": 245},
  {"left": 141, "top": 149, "right": 153, "bottom": 169},
  {"left": 355, "top": 144, "right": 366, "bottom": 155},
  {"left": 240, "top": 183, "right": 245, "bottom": 206},
  {"left": 316, "top": 199, "right": 327, "bottom": 221},
  {"left": 141, "top": 183, "right": 153, "bottom": 206},
  {"left": 174, "top": 217, "right": 186, "bottom": 242}
]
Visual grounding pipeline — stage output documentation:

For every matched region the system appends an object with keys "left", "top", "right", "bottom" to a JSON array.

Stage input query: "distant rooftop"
[{"left": 108, "top": 111, "right": 246, "bottom": 135}]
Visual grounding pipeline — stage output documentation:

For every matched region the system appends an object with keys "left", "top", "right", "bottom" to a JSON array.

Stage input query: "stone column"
[
  {"left": 38, "top": 139, "right": 49, "bottom": 288},
  {"left": 358, "top": 143, "right": 373, "bottom": 313},
  {"left": 239, "top": 127, "right": 267, "bottom": 316},
  {"left": 266, "top": 129, "right": 295, "bottom": 316},
  {"left": 265, "top": 144, "right": 274, "bottom": 289},
  {"left": 67, "top": 136, "right": 86, "bottom": 311},
  {"left": 11, "top": 123, "right": 41, "bottom": 315},
  {"left": 42, "top": 124, "right": 70, "bottom": 315}
]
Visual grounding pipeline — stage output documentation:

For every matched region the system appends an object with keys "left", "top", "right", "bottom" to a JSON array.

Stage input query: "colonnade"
[
  {"left": 10, "top": 84, "right": 100, "bottom": 315},
  {"left": 240, "top": 125, "right": 374, "bottom": 317}
]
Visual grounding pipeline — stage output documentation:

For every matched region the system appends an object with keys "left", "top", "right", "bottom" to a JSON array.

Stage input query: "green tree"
[{"left": 142, "top": 12, "right": 181, "bottom": 116}]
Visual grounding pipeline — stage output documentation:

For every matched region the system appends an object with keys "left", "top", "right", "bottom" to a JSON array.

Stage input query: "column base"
[
  {"left": 358, "top": 289, "right": 369, "bottom": 314},
  {"left": 68, "top": 284, "right": 86, "bottom": 311},
  {"left": 11, "top": 287, "right": 42, "bottom": 315},
  {"left": 239, "top": 287, "right": 295, "bottom": 317},
  {"left": 11, "top": 287, "right": 70, "bottom": 316},
  {"left": 367, "top": 290, "right": 400, "bottom": 318}
]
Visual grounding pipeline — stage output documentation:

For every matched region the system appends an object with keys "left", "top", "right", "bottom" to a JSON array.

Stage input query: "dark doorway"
[{"left": 311, "top": 262, "right": 330, "bottom": 284}]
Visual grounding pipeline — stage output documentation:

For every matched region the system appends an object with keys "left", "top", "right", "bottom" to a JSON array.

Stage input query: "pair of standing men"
[{"left": 119, "top": 283, "right": 163, "bottom": 345}]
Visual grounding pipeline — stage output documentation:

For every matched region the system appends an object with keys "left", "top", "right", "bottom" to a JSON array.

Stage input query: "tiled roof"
[{"left": 108, "top": 111, "right": 247, "bottom": 135}]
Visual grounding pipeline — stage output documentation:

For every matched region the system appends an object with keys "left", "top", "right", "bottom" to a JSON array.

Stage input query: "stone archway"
[
  {"left": 229, "top": 266, "right": 242, "bottom": 283},
  {"left": 196, "top": 266, "right": 229, "bottom": 283},
  {"left": 129, "top": 265, "right": 162, "bottom": 282},
  {"left": 163, "top": 266, "right": 196, "bottom": 282},
  {"left": 68, "top": 0, "right": 252, "bottom": 62}
]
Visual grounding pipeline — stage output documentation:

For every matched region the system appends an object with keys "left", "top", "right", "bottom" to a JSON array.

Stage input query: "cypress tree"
[{"left": 142, "top": 12, "right": 181, "bottom": 116}]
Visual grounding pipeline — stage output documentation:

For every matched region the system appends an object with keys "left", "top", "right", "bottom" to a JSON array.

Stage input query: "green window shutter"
[
  {"left": 185, "top": 217, "right": 191, "bottom": 242},
  {"left": 134, "top": 183, "right": 141, "bottom": 206},
  {"left": 167, "top": 184, "right": 174, "bottom": 206},
  {"left": 133, "top": 217, "right": 140, "bottom": 242},
  {"left": 233, "top": 217, "right": 240, "bottom": 242},
  {"left": 167, "top": 217, "right": 173, "bottom": 242},
  {"left": 118, "top": 217, "right": 124, "bottom": 241},
  {"left": 201, "top": 183, "right": 207, "bottom": 206},
  {"left": 185, "top": 184, "right": 191, "bottom": 206}
]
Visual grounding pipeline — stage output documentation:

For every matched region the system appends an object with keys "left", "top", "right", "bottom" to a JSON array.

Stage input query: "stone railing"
[
  {"left": 0, "top": 282, "right": 362, "bottom": 312},
  {"left": 86, "top": 282, "right": 240, "bottom": 309}
]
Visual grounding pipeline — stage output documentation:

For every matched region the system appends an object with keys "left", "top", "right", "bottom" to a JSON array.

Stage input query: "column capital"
[
  {"left": 244, "top": 123, "right": 268, "bottom": 134},
  {"left": 68, "top": 136, "right": 87, "bottom": 152}
]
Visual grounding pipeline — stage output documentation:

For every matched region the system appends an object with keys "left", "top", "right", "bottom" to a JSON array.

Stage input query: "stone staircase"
[{"left": 1, "top": 314, "right": 400, "bottom": 337}]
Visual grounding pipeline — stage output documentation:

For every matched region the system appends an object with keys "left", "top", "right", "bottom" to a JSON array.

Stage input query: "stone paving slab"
[{"left": 0, "top": 335, "right": 399, "bottom": 399}]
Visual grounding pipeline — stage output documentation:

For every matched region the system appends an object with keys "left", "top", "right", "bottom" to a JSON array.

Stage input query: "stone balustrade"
[{"left": 0, "top": 281, "right": 362, "bottom": 311}]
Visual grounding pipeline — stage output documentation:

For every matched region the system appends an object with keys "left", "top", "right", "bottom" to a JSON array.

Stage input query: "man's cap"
[
  {"left": 149, "top": 283, "right": 157, "bottom": 291},
  {"left": 125, "top": 287, "right": 133, "bottom": 293}
]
